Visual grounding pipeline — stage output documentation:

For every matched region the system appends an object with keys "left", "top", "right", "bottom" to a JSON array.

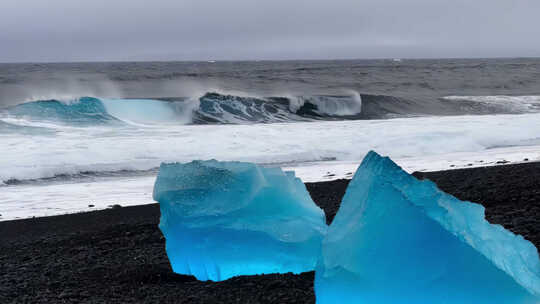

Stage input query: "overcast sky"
[{"left": 1, "top": 0, "right": 539, "bottom": 62}]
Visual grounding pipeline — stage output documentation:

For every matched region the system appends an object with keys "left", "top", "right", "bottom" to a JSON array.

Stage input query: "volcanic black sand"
[{"left": 1, "top": 162, "right": 539, "bottom": 303}]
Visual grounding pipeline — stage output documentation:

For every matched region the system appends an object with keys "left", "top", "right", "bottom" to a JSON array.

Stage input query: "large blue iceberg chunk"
[
  {"left": 315, "top": 151, "right": 540, "bottom": 303},
  {"left": 153, "top": 160, "right": 327, "bottom": 281}
]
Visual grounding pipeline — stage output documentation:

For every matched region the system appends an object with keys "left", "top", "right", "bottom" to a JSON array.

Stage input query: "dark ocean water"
[{"left": 1, "top": 58, "right": 540, "bottom": 124}]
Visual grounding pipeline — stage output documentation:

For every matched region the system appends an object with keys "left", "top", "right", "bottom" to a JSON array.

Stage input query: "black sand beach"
[{"left": 1, "top": 162, "right": 539, "bottom": 303}]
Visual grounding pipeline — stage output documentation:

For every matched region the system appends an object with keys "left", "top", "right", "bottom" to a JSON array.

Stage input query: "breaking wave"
[
  {"left": 4, "top": 97, "right": 120, "bottom": 126},
  {"left": 2, "top": 92, "right": 540, "bottom": 128},
  {"left": 1, "top": 92, "right": 365, "bottom": 126}
]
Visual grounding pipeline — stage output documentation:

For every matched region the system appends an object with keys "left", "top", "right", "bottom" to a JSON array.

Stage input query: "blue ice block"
[
  {"left": 153, "top": 160, "right": 327, "bottom": 281},
  {"left": 315, "top": 151, "right": 540, "bottom": 303}
]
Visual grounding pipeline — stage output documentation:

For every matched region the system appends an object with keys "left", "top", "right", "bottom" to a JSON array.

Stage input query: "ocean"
[{"left": 1, "top": 58, "right": 540, "bottom": 220}]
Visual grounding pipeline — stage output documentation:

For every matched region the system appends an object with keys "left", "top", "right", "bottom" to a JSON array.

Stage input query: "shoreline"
[
  {"left": 3, "top": 157, "right": 539, "bottom": 222},
  {"left": 1, "top": 162, "right": 539, "bottom": 303}
]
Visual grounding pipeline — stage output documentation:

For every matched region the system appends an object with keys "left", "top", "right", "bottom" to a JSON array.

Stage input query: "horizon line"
[{"left": 1, "top": 55, "right": 540, "bottom": 65}]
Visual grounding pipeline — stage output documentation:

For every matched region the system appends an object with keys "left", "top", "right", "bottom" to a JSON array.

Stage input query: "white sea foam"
[
  {"left": 1, "top": 112, "right": 540, "bottom": 220},
  {"left": 1, "top": 113, "right": 540, "bottom": 183},
  {"left": 1, "top": 145, "right": 539, "bottom": 221}
]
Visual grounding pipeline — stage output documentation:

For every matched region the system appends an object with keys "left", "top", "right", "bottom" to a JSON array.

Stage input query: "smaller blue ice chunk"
[
  {"left": 153, "top": 160, "right": 327, "bottom": 281},
  {"left": 315, "top": 151, "right": 540, "bottom": 304}
]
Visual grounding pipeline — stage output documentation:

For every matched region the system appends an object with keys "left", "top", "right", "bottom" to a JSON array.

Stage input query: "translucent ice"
[
  {"left": 153, "top": 160, "right": 327, "bottom": 281},
  {"left": 315, "top": 151, "right": 540, "bottom": 303}
]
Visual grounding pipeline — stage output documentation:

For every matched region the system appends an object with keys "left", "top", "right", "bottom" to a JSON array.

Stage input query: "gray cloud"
[{"left": 1, "top": 0, "right": 539, "bottom": 62}]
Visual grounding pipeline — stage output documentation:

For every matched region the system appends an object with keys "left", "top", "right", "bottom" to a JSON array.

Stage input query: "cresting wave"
[
  {"left": 2, "top": 92, "right": 540, "bottom": 128},
  {"left": 0, "top": 93, "right": 365, "bottom": 126}
]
